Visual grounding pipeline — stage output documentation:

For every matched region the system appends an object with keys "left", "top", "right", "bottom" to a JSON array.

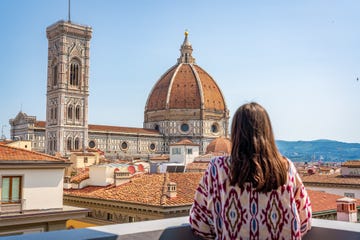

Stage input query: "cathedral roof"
[
  {"left": 206, "top": 137, "right": 231, "bottom": 154},
  {"left": 145, "top": 32, "right": 226, "bottom": 112}
]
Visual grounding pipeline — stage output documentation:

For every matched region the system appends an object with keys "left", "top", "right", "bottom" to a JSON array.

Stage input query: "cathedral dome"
[
  {"left": 145, "top": 32, "right": 226, "bottom": 113},
  {"left": 143, "top": 32, "right": 229, "bottom": 154},
  {"left": 206, "top": 137, "right": 231, "bottom": 155}
]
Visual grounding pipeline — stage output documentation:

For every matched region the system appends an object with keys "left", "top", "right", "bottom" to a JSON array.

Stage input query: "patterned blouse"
[{"left": 189, "top": 156, "right": 312, "bottom": 240}]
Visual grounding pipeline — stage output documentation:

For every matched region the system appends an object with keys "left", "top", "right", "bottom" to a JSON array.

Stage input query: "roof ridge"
[
  {"left": 160, "top": 173, "right": 169, "bottom": 205},
  {"left": 0, "top": 144, "right": 66, "bottom": 162}
]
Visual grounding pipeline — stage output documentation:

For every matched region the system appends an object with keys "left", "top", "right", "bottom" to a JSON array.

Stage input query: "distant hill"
[{"left": 276, "top": 139, "right": 360, "bottom": 162}]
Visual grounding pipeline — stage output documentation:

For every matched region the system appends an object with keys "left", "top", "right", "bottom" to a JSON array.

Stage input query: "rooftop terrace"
[{"left": 0, "top": 217, "right": 359, "bottom": 240}]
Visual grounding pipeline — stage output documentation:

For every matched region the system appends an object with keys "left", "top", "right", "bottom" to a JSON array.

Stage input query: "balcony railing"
[
  {"left": 0, "top": 217, "right": 359, "bottom": 239},
  {"left": 0, "top": 199, "right": 25, "bottom": 215}
]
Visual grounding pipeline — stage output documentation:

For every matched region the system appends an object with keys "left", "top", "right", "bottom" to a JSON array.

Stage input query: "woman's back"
[{"left": 189, "top": 156, "right": 312, "bottom": 239}]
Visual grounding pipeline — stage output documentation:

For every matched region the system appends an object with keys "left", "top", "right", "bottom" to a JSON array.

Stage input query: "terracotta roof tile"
[
  {"left": 0, "top": 144, "right": 69, "bottom": 163},
  {"left": 71, "top": 168, "right": 90, "bottom": 184},
  {"left": 88, "top": 124, "right": 160, "bottom": 135},
  {"left": 33, "top": 121, "right": 160, "bottom": 136},
  {"left": 206, "top": 137, "right": 231, "bottom": 154},
  {"left": 302, "top": 173, "right": 360, "bottom": 185},
  {"left": 170, "top": 139, "right": 199, "bottom": 146},
  {"left": 35, "top": 121, "right": 46, "bottom": 128},
  {"left": 64, "top": 172, "right": 203, "bottom": 206},
  {"left": 307, "top": 189, "right": 360, "bottom": 213},
  {"left": 342, "top": 160, "right": 360, "bottom": 167}
]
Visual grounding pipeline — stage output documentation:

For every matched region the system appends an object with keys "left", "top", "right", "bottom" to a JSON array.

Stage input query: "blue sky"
[{"left": 0, "top": 0, "right": 359, "bottom": 143}]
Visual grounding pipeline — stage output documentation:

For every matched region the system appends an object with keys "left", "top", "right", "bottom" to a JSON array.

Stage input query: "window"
[
  {"left": 70, "top": 62, "right": 80, "bottom": 86},
  {"left": 88, "top": 140, "right": 96, "bottom": 148},
  {"left": 187, "top": 148, "right": 193, "bottom": 154},
  {"left": 67, "top": 138, "right": 72, "bottom": 151},
  {"left": 74, "top": 138, "right": 80, "bottom": 150},
  {"left": 107, "top": 213, "right": 113, "bottom": 221},
  {"left": 53, "top": 65, "right": 58, "bottom": 86},
  {"left": 121, "top": 141, "right": 128, "bottom": 150},
  {"left": 67, "top": 105, "right": 73, "bottom": 120},
  {"left": 344, "top": 192, "right": 355, "bottom": 198},
  {"left": 211, "top": 123, "right": 219, "bottom": 133},
  {"left": 54, "top": 107, "right": 57, "bottom": 120},
  {"left": 53, "top": 139, "right": 56, "bottom": 151},
  {"left": 75, "top": 106, "right": 80, "bottom": 120},
  {"left": 172, "top": 148, "right": 181, "bottom": 155},
  {"left": 1, "top": 176, "right": 21, "bottom": 203},
  {"left": 84, "top": 157, "right": 88, "bottom": 163},
  {"left": 128, "top": 216, "right": 135, "bottom": 222},
  {"left": 180, "top": 123, "right": 189, "bottom": 132},
  {"left": 149, "top": 143, "right": 156, "bottom": 151},
  {"left": 154, "top": 124, "right": 160, "bottom": 131}
]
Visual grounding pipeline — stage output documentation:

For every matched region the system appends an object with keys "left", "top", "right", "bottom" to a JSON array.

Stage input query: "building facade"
[
  {"left": 0, "top": 144, "right": 87, "bottom": 235},
  {"left": 9, "top": 20, "right": 229, "bottom": 159}
]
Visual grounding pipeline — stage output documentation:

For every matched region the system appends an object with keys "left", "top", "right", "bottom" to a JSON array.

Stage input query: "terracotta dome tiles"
[
  {"left": 146, "top": 63, "right": 226, "bottom": 112},
  {"left": 169, "top": 64, "right": 201, "bottom": 109},
  {"left": 146, "top": 66, "right": 177, "bottom": 111}
]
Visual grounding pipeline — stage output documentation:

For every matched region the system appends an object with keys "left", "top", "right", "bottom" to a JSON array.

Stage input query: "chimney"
[
  {"left": 166, "top": 182, "right": 177, "bottom": 198},
  {"left": 114, "top": 171, "right": 131, "bottom": 186},
  {"left": 336, "top": 197, "right": 357, "bottom": 222}
]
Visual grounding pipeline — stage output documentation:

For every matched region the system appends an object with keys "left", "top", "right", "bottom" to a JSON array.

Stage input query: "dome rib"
[
  {"left": 165, "top": 63, "right": 182, "bottom": 109},
  {"left": 189, "top": 64, "right": 205, "bottom": 110}
]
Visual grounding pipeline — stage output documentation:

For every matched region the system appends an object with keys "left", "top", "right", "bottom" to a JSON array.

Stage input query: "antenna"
[{"left": 68, "top": 0, "right": 71, "bottom": 22}]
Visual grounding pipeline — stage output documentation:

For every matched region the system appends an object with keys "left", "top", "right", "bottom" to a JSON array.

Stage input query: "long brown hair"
[{"left": 230, "top": 102, "right": 288, "bottom": 192}]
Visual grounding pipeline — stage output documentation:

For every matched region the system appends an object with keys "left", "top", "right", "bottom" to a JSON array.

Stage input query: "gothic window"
[
  {"left": 70, "top": 61, "right": 80, "bottom": 86},
  {"left": 50, "top": 108, "right": 54, "bottom": 120},
  {"left": 74, "top": 138, "right": 80, "bottom": 150},
  {"left": 53, "top": 139, "right": 57, "bottom": 151},
  {"left": 53, "top": 65, "right": 58, "bottom": 86},
  {"left": 75, "top": 106, "right": 80, "bottom": 120},
  {"left": 49, "top": 138, "right": 53, "bottom": 151},
  {"left": 67, "top": 138, "right": 72, "bottom": 151},
  {"left": 68, "top": 105, "right": 73, "bottom": 120},
  {"left": 54, "top": 106, "right": 57, "bottom": 120}
]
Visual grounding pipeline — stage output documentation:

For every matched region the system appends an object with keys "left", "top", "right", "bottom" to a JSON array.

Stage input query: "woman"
[{"left": 190, "top": 102, "right": 311, "bottom": 239}]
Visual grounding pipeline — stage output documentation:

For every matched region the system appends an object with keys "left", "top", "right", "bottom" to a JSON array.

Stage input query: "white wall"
[
  {"left": 0, "top": 168, "right": 64, "bottom": 210},
  {"left": 341, "top": 167, "right": 360, "bottom": 177},
  {"left": 88, "top": 166, "right": 114, "bottom": 186},
  {"left": 170, "top": 145, "right": 199, "bottom": 164}
]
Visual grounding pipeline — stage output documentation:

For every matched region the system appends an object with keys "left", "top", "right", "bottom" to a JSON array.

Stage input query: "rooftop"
[
  {"left": 302, "top": 173, "right": 360, "bottom": 186},
  {"left": 64, "top": 172, "right": 203, "bottom": 206},
  {"left": 0, "top": 144, "right": 68, "bottom": 163}
]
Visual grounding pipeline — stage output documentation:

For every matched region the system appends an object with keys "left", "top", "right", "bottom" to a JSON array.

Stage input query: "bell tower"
[{"left": 45, "top": 20, "right": 92, "bottom": 156}]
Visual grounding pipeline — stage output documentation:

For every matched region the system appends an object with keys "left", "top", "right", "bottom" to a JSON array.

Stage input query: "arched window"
[
  {"left": 54, "top": 106, "right": 57, "bottom": 120},
  {"left": 49, "top": 138, "right": 53, "bottom": 151},
  {"left": 74, "top": 138, "right": 80, "bottom": 150},
  {"left": 68, "top": 105, "right": 73, "bottom": 120},
  {"left": 50, "top": 108, "right": 54, "bottom": 120},
  {"left": 53, "top": 139, "right": 57, "bottom": 152},
  {"left": 67, "top": 138, "right": 72, "bottom": 151},
  {"left": 70, "top": 61, "right": 80, "bottom": 86},
  {"left": 75, "top": 106, "right": 80, "bottom": 120},
  {"left": 53, "top": 64, "right": 58, "bottom": 86}
]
